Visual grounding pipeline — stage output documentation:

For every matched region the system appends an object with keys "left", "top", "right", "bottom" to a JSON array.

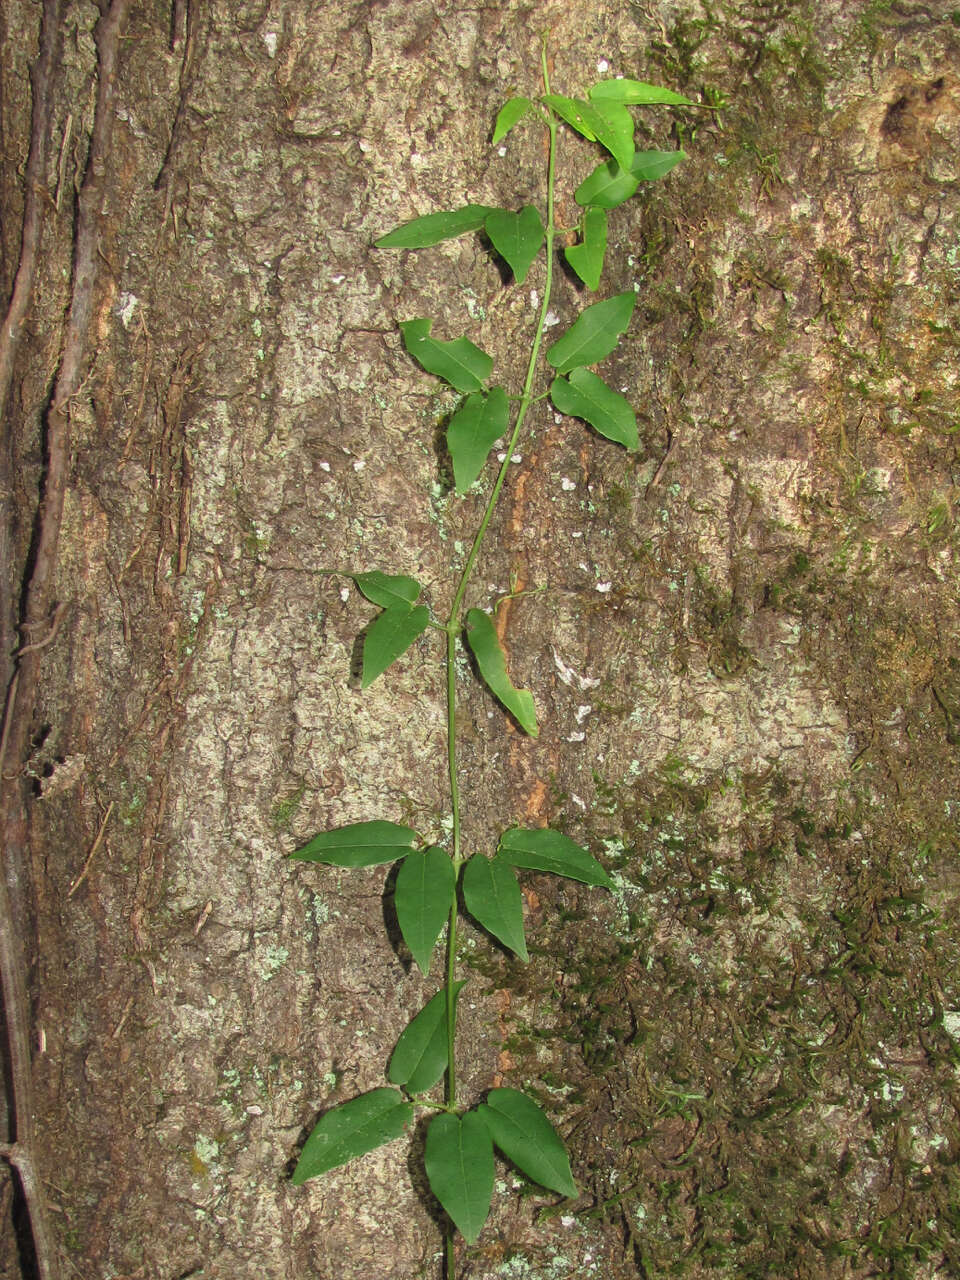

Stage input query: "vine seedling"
[{"left": 288, "top": 46, "right": 693, "bottom": 1278}]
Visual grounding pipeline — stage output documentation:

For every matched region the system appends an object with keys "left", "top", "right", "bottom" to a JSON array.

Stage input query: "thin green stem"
[
  {"left": 443, "top": 628, "right": 461, "bottom": 1280},
  {"left": 441, "top": 46, "right": 558, "bottom": 1280},
  {"left": 444, "top": 625, "right": 461, "bottom": 1109},
  {"left": 446, "top": 629, "right": 462, "bottom": 871},
  {"left": 448, "top": 124, "right": 557, "bottom": 625}
]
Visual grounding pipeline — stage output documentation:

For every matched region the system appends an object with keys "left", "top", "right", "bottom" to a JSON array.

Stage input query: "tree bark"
[{"left": 1, "top": 2, "right": 958, "bottom": 1277}]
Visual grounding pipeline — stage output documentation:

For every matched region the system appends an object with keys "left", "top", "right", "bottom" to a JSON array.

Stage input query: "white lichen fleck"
[{"left": 117, "top": 292, "right": 140, "bottom": 328}]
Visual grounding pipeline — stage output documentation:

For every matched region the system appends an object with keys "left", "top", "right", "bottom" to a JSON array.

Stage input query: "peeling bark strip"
[
  {"left": 0, "top": 3, "right": 132, "bottom": 1278},
  {"left": 0, "top": 0, "right": 64, "bottom": 426}
]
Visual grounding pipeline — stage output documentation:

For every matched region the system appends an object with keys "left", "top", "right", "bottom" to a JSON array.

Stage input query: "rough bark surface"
[{"left": 1, "top": 1, "right": 959, "bottom": 1277}]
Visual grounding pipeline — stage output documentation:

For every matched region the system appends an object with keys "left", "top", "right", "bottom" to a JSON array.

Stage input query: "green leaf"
[
  {"left": 395, "top": 846, "right": 456, "bottom": 975},
  {"left": 290, "top": 820, "right": 418, "bottom": 868},
  {"left": 630, "top": 149, "right": 687, "bottom": 182},
  {"left": 462, "top": 854, "right": 528, "bottom": 961},
  {"left": 564, "top": 208, "right": 607, "bottom": 292},
  {"left": 353, "top": 571, "right": 421, "bottom": 610},
  {"left": 541, "top": 93, "right": 599, "bottom": 140},
  {"left": 447, "top": 388, "right": 511, "bottom": 493},
  {"left": 542, "top": 94, "right": 633, "bottom": 171},
  {"left": 493, "top": 97, "right": 535, "bottom": 144},
  {"left": 361, "top": 604, "right": 430, "bottom": 687},
  {"left": 574, "top": 158, "right": 638, "bottom": 210},
  {"left": 498, "top": 827, "right": 615, "bottom": 888},
  {"left": 546, "top": 291, "right": 636, "bottom": 374},
  {"left": 589, "top": 99, "right": 635, "bottom": 173},
  {"left": 550, "top": 367, "right": 638, "bottom": 450},
  {"left": 375, "top": 205, "right": 499, "bottom": 249},
  {"left": 464, "top": 608, "right": 538, "bottom": 737},
  {"left": 291, "top": 1088, "right": 414, "bottom": 1184},
  {"left": 484, "top": 205, "right": 544, "bottom": 284},
  {"left": 400, "top": 319, "right": 493, "bottom": 393},
  {"left": 478, "top": 1088, "right": 577, "bottom": 1197},
  {"left": 425, "top": 1111, "right": 495, "bottom": 1243},
  {"left": 388, "top": 982, "right": 465, "bottom": 1094},
  {"left": 574, "top": 150, "right": 686, "bottom": 209},
  {"left": 588, "top": 78, "right": 694, "bottom": 107}
]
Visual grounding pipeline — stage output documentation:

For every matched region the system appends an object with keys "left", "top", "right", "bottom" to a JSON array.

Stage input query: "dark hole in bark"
[{"left": 880, "top": 94, "right": 911, "bottom": 139}]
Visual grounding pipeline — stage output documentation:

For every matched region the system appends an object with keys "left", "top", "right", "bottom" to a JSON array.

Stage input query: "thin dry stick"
[
  {"left": 53, "top": 112, "right": 73, "bottom": 214},
  {"left": 0, "top": 5, "right": 132, "bottom": 1278},
  {"left": 68, "top": 802, "right": 115, "bottom": 897}
]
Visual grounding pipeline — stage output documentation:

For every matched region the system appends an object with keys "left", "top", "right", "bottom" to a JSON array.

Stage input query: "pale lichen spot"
[
  {"left": 117, "top": 292, "right": 140, "bottom": 328},
  {"left": 256, "top": 942, "right": 289, "bottom": 981}
]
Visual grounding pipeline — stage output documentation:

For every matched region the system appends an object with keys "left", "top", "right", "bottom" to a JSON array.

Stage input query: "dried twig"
[
  {"left": 53, "top": 112, "right": 73, "bottom": 213},
  {"left": 110, "top": 994, "right": 134, "bottom": 1040},
  {"left": 67, "top": 801, "right": 114, "bottom": 898},
  {"left": 646, "top": 428, "right": 674, "bottom": 490}
]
